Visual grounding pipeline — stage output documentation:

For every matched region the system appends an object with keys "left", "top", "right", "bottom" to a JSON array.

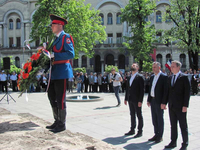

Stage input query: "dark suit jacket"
[
  {"left": 125, "top": 73, "right": 144, "bottom": 103},
  {"left": 167, "top": 73, "right": 190, "bottom": 109},
  {"left": 147, "top": 73, "right": 168, "bottom": 104}
]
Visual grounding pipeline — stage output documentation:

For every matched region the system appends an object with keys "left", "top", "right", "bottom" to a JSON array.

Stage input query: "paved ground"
[{"left": 0, "top": 91, "right": 199, "bottom": 150}]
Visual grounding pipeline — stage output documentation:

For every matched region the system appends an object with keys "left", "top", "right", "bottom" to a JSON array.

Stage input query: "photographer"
[{"left": 110, "top": 68, "right": 123, "bottom": 107}]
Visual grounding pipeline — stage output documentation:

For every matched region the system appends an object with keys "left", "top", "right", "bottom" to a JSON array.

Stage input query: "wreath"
[{"left": 17, "top": 44, "right": 52, "bottom": 97}]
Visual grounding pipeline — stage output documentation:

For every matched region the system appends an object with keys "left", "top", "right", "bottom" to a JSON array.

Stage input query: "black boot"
[
  {"left": 46, "top": 107, "right": 58, "bottom": 129},
  {"left": 51, "top": 109, "right": 66, "bottom": 133}
]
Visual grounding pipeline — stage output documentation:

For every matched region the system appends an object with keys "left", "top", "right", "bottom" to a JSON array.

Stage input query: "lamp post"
[{"left": 22, "top": 39, "right": 32, "bottom": 64}]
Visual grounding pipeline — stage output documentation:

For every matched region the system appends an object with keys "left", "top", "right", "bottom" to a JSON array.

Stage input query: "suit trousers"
[
  {"left": 48, "top": 79, "right": 67, "bottom": 109},
  {"left": 128, "top": 101, "right": 143, "bottom": 132},
  {"left": 169, "top": 107, "right": 188, "bottom": 145},
  {"left": 150, "top": 98, "right": 164, "bottom": 138}
]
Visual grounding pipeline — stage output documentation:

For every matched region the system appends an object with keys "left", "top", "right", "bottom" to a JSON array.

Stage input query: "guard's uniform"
[{"left": 46, "top": 14, "right": 74, "bottom": 133}]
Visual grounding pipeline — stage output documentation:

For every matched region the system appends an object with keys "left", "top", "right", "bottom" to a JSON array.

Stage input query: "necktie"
[{"left": 172, "top": 75, "right": 176, "bottom": 86}]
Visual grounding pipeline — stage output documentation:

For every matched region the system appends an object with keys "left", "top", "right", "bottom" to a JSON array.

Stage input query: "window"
[
  {"left": 15, "top": 57, "right": 20, "bottom": 68},
  {"left": 156, "top": 54, "right": 162, "bottom": 67},
  {"left": 73, "top": 59, "right": 78, "bottom": 68},
  {"left": 16, "top": 37, "right": 21, "bottom": 47},
  {"left": 107, "top": 33, "right": 113, "bottom": 44},
  {"left": 116, "top": 33, "right": 122, "bottom": 43},
  {"left": 81, "top": 55, "right": 87, "bottom": 67},
  {"left": 180, "top": 54, "right": 186, "bottom": 68},
  {"left": 156, "top": 11, "right": 162, "bottom": 23},
  {"left": 16, "top": 18, "right": 21, "bottom": 29},
  {"left": 166, "top": 54, "right": 171, "bottom": 63},
  {"left": 9, "top": 19, "right": 13, "bottom": 30},
  {"left": 116, "top": 12, "right": 121, "bottom": 24},
  {"left": 107, "top": 13, "right": 113, "bottom": 25},
  {"left": 9, "top": 37, "right": 13, "bottom": 47},
  {"left": 99, "top": 13, "right": 104, "bottom": 25},
  {"left": 156, "top": 32, "right": 162, "bottom": 43}
]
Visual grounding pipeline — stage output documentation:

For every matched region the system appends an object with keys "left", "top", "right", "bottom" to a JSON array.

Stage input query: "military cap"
[{"left": 50, "top": 14, "right": 68, "bottom": 25}]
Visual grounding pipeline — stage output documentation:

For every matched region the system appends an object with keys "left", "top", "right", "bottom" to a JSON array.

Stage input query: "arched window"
[
  {"left": 99, "top": 13, "right": 104, "bottom": 25},
  {"left": 166, "top": 54, "right": 171, "bottom": 63},
  {"left": 156, "top": 11, "right": 162, "bottom": 23},
  {"left": 9, "top": 19, "right": 13, "bottom": 30},
  {"left": 73, "top": 59, "right": 78, "bottom": 68},
  {"left": 156, "top": 54, "right": 162, "bottom": 67},
  {"left": 16, "top": 18, "right": 21, "bottom": 29},
  {"left": 107, "top": 13, "right": 113, "bottom": 25},
  {"left": 15, "top": 57, "right": 20, "bottom": 68},
  {"left": 118, "top": 54, "right": 125, "bottom": 69},
  {"left": 116, "top": 12, "right": 121, "bottom": 24},
  {"left": 180, "top": 54, "right": 186, "bottom": 68},
  {"left": 81, "top": 55, "right": 87, "bottom": 67}
]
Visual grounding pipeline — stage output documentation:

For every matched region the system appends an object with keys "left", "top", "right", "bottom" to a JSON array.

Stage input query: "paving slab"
[{"left": 0, "top": 91, "right": 200, "bottom": 150}]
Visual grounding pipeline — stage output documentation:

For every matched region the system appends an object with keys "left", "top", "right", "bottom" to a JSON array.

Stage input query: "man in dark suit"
[
  {"left": 84, "top": 73, "right": 89, "bottom": 92},
  {"left": 147, "top": 62, "right": 168, "bottom": 143},
  {"left": 165, "top": 60, "right": 190, "bottom": 150},
  {"left": 124, "top": 63, "right": 144, "bottom": 138}
]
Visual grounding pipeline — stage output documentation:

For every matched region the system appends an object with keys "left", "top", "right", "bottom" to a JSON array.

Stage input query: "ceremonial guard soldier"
[{"left": 46, "top": 14, "right": 75, "bottom": 133}]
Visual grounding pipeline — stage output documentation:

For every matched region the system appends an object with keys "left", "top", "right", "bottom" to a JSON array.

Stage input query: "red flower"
[
  {"left": 27, "top": 65, "right": 32, "bottom": 73},
  {"left": 22, "top": 72, "right": 29, "bottom": 79},
  {"left": 23, "top": 62, "right": 32, "bottom": 70},
  {"left": 30, "top": 53, "right": 40, "bottom": 61}
]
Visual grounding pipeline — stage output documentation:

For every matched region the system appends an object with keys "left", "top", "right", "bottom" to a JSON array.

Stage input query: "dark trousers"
[
  {"left": 150, "top": 99, "right": 164, "bottom": 138},
  {"left": 169, "top": 107, "right": 188, "bottom": 145},
  {"left": 102, "top": 83, "right": 108, "bottom": 92},
  {"left": 94, "top": 83, "right": 98, "bottom": 92},
  {"left": 12, "top": 80, "right": 17, "bottom": 91},
  {"left": 109, "top": 83, "right": 113, "bottom": 92},
  {"left": 128, "top": 101, "right": 143, "bottom": 133},
  {"left": 48, "top": 79, "right": 67, "bottom": 109},
  {"left": 2, "top": 81, "right": 7, "bottom": 92},
  {"left": 89, "top": 84, "right": 93, "bottom": 92},
  {"left": 84, "top": 83, "right": 88, "bottom": 92},
  {"left": 98, "top": 84, "right": 102, "bottom": 92}
]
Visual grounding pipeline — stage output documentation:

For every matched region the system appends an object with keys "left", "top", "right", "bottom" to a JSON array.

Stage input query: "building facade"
[{"left": 0, "top": 0, "right": 194, "bottom": 72}]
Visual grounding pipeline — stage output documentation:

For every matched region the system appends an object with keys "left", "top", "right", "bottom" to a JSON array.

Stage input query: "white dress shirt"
[
  {"left": 171, "top": 71, "right": 181, "bottom": 86},
  {"left": 129, "top": 72, "right": 138, "bottom": 86},
  {"left": 151, "top": 71, "right": 161, "bottom": 97}
]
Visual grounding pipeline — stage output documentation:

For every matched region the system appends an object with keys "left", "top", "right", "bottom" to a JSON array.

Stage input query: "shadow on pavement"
[
  {"left": 103, "top": 136, "right": 158, "bottom": 150},
  {"left": 94, "top": 106, "right": 118, "bottom": 110},
  {"left": 0, "top": 121, "right": 39, "bottom": 134}
]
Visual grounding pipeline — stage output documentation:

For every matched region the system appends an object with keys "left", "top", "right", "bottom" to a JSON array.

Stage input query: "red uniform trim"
[
  {"left": 62, "top": 79, "right": 67, "bottom": 109},
  {"left": 52, "top": 20, "right": 64, "bottom": 25},
  {"left": 53, "top": 34, "right": 66, "bottom": 52},
  {"left": 53, "top": 60, "right": 70, "bottom": 65}
]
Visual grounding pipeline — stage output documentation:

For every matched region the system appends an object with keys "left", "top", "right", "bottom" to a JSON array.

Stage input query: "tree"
[
  {"left": 31, "top": 0, "right": 106, "bottom": 58},
  {"left": 105, "top": 65, "right": 119, "bottom": 73},
  {"left": 121, "top": 0, "right": 156, "bottom": 71},
  {"left": 164, "top": 0, "right": 200, "bottom": 70}
]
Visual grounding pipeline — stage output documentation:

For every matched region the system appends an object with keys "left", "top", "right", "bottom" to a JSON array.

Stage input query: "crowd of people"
[{"left": 0, "top": 67, "right": 199, "bottom": 95}]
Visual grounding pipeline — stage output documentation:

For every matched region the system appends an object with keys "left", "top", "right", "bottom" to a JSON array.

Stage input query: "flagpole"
[{"left": 22, "top": 39, "right": 32, "bottom": 65}]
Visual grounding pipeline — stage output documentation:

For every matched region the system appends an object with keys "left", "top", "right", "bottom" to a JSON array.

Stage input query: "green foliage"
[
  {"left": 105, "top": 65, "right": 119, "bottom": 73},
  {"left": 31, "top": 0, "right": 107, "bottom": 58},
  {"left": 142, "top": 61, "right": 152, "bottom": 72},
  {"left": 121, "top": 0, "right": 157, "bottom": 70},
  {"left": 9, "top": 65, "right": 21, "bottom": 74},
  {"left": 163, "top": 0, "right": 200, "bottom": 70},
  {"left": 73, "top": 67, "right": 86, "bottom": 73}
]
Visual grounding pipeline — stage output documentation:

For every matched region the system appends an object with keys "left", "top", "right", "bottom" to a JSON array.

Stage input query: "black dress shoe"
[
  {"left": 179, "top": 144, "right": 188, "bottom": 150},
  {"left": 133, "top": 132, "right": 142, "bottom": 138},
  {"left": 155, "top": 137, "right": 163, "bottom": 143},
  {"left": 148, "top": 135, "right": 157, "bottom": 141},
  {"left": 124, "top": 130, "right": 135, "bottom": 136},
  {"left": 165, "top": 142, "right": 177, "bottom": 149},
  {"left": 46, "top": 121, "right": 58, "bottom": 129},
  {"left": 50, "top": 122, "right": 66, "bottom": 133}
]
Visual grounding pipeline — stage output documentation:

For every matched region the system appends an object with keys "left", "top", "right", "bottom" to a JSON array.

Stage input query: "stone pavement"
[{"left": 0, "top": 91, "right": 199, "bottom": 150}]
